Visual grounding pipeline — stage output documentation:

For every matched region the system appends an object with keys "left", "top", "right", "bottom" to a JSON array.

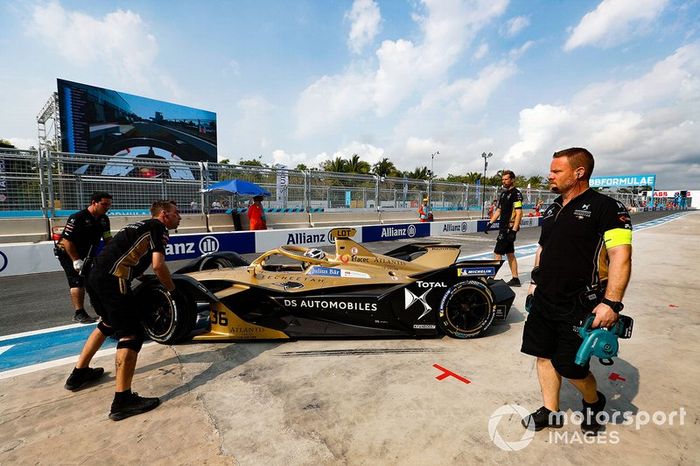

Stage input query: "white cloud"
[
  {"left": 346, "top": 0, "right": 381, "bottom": 54},
  {"left": 504, "top": 43, "right": 700, "bottom": 183},
  {"left": 473, "top": 42, "right": 489, "bottom": 60},
  {"left": 564, "top": 0, "right": 669, "bottom": 51},
  {"left": 503, "top": 16, "right": 530, "bottom": 37},
  {"left": 296, "top": 0, "right": 508, "bottom": 136},
  {"left": 7, "top": 137, "right": 38, "bottom": 149},
  {"left": 26, "top": 1, "right": 169, "bottom": 93}
]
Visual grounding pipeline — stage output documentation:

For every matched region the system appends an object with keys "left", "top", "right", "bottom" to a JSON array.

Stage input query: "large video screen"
[{"left": 57, "top": 79, "right": 217, "bottom": 179}]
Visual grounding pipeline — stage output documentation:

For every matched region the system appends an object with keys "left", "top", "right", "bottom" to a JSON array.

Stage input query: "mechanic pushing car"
[
  {"left": 484, "top": 170, "right": 523, "bottom": 287},
  {"left": 64, "top": 200, "right": 181, "bottom": 421},
  {"left": 54, "top": 191, "right": 113, "bottom": 323},
  {"left": 520, "top": 148, "right": 632, "bottom": 436}
]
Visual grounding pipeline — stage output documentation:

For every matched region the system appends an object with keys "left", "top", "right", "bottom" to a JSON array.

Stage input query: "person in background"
[
  {"left": 54, "top": 192, "right": 113, "bottom": 323},
  {"left": 248, "top": 195, "right": 267, "bottom": 230},
  {"left": 418, "top": 197, "right": 433, "bottom": 222},
  {"left": 485, "top": 170, "right": 523, "bottom": 287}
]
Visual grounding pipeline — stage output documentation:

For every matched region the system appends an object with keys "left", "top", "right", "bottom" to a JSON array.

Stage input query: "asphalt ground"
[
  {"left": 0, "top": 210, "right": 680, "bottom": 336},
  {"left": 0, "top": 209, "right": 697, "bottom": 465}
]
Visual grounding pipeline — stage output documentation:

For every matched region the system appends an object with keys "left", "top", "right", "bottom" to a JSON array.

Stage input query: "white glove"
[{"left": 73, "top": 259, "right": 84, "bottom": 272}]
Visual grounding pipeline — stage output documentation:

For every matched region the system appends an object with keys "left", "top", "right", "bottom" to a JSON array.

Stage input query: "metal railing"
[{"left": 0, "top": 147, "right": 642, "bottom": 218}]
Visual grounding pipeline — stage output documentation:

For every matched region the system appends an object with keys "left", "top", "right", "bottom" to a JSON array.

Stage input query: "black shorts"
[
  {"left": 521, "top": 292, "right": 593, "bottom": 379},
  {"left": 494, "top": 230, "right": 514, "bottom": 255},
  {"left": 87, "top": 272, "right": 143, "bottom": 339},
  {"left": 57, "top": 250, "right": 84, "bottom": 288}
]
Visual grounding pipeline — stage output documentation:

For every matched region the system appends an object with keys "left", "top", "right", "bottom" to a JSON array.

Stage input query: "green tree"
[
  {"left": 295, "top": 163, "right": 308, "bottom": 171},
  {"left": 321, "top": 157, "right": 348, "bottom": 173},
  {"left": 346, "top": 154, "right": 371, "bottom": 174},
  {"left": 372, "top": 157, "right": 398, "bottom": 177},
  {"left": 404, "top": 166, "right": 430, "bottom": 180},
  {"left": 0, "top": 139, "right": 16, "bottom": 148},
  {"left": 239, "top": 157, "right": 263, "bottom": 167}
]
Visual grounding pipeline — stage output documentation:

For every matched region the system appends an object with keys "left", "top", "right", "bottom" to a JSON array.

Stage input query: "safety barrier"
[{"left": 0, "top": 217, "right": 542, "bottom": 277}]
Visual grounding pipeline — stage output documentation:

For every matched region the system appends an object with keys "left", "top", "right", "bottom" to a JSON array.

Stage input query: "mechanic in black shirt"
[
  {"left": 55, "top": 192, "right": 113, "bottom": 323},
  {"left": 520, "top": 148, "right": 632, "bottom": 435},
  {"left": 64, "top": 200, "right": 181, "bottom": 421},
  {"left": 485, "top": 170, "right": 523, "bottom": 286}
]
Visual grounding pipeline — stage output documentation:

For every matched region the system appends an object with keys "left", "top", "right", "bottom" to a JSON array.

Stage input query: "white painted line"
[
  {"left": 0, "top": 322, "right": 92, "bottom": 342},
  {"left": 0, "top": 342, "right": 155, "bottom": 380}
]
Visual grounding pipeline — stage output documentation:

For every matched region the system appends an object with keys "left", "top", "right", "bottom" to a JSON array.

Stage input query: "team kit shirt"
[
  {"left": 496, "top": 188, "right": 523, "bottom": 230},
  {"left": 59, "top": 209, "right": 111, "bottom": 258},
  {"left": 536, "top": 189, "right": 632, "bottom": 304},
  {"left": 92, "top": 219, "right": 169, "bottom": 281}
]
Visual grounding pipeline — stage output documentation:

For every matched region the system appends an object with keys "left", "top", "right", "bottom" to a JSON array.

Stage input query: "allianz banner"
[
  {"left": 362, "top": 223, "right": 430, "bottom": 243},
  {"left": 164, "top": 232, "right": 255, "bottom": 261}
]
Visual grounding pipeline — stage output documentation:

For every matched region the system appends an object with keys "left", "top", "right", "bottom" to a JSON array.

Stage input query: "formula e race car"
[{"left": 135, "top": 228, "right": 515, "bottom": 344}]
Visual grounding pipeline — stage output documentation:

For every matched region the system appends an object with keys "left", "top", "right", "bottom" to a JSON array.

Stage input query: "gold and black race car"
[{"left": 136, "top": 228, "right": 515, "bottom": 344}]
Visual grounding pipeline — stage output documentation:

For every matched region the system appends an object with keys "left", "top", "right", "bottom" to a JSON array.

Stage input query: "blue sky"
[{"left": 1, "top": 0, "right": 699, "bottom": 188}]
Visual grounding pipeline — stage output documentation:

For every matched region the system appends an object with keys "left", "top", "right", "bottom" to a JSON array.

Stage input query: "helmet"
[{"left": 303, "top": 248, "right": 326, "bottom": 260}]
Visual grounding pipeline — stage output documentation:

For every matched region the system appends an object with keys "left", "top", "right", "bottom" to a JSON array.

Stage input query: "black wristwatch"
[{"left": 601, "top": 298, "right": 624, "bottom": 313}]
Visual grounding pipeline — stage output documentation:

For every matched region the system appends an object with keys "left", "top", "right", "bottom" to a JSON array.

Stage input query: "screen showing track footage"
[{"left": 57, "top": 79, "right": 217, "bottom": 178}]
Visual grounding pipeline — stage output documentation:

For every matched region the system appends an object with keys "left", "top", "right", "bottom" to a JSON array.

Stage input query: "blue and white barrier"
[{"left": 0, "top": 217, "right": 542, "bottom": 277}]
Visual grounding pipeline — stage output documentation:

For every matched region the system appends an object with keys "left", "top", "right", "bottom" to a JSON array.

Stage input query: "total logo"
[{"left": 405, "top": 282, "right": 446, "bottom": 319}]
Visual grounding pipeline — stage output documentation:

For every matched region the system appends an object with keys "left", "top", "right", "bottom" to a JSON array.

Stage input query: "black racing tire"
[
  {"left": 437, "top": 280, "right": 495, "bottom": 339},
  {"left": 138, "top": 284, "right": 196, "bottom": 344},
  {"left": 198, "top": 256, "right": 234, "bottom": 270}
]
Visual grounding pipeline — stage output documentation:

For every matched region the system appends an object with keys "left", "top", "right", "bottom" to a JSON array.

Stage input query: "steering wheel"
[{"left": 277, "top": 245, "right": 329, "bottom": 266}]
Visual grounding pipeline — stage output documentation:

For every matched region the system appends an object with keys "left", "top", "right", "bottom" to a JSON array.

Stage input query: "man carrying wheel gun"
[
  {"left": 520, "top": 148, "right": 632, "bottom": 436},
  {"left": 54, "top": 191, "right": 113, "bottom": 323}
]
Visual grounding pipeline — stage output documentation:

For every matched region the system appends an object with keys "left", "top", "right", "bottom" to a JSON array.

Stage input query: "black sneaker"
[
  {"left": 109, "top": 392, "right": 160, "bottom": 421},
  {"left": 581, "top": 391, "right": 606, "bottom": 436},
  {"left": 64, "top": 367, "right": 105, "bottom": 391},
  {"left": 73, "top": 309, "right": 97, "bottom": 324},
  {"left": 521, "top": 406, "right": 564, "bottom": 431},
  {"left": 506, "top": 277, "right": 521, "bottom": 287}
]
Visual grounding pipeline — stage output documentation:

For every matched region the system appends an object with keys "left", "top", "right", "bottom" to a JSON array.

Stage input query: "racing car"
[{"left": 135, "top": 228, "right": 515, "bottom": 344}]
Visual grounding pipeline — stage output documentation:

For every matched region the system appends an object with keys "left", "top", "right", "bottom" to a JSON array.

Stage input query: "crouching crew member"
[
  {"left": 64, "top": 200, "right": 181, "bottom": 421},
  {"left": 521, "top": 148, "right": 632, "bottom": 435},
  {"left": 55, "top": 192, "right": 113, "bottom": 323}
]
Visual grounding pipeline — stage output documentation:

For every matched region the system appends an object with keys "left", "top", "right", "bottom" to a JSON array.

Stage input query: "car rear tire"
[
  {"left": 138, "top": 284, "right": 196, "bottom": 344},
  {"left": 437, "top": 280, "right": 495, "bottom": 338},
  {"left": 199, "top": 256, "right": 234, "bottom": 270}
]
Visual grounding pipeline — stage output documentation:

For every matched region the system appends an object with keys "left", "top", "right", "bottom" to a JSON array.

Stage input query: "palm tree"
[
  {"left": 404, "top": 166, "right": 430, "bottom": 180},
  {"left": 321, "top": 157, "right": 348, "bottom": 173},
  {"left": 372, "top": 157, "right": 398, "bottom": 177},
  {"left": 347, "top": 154, "right": 371, "bottom": 174}
]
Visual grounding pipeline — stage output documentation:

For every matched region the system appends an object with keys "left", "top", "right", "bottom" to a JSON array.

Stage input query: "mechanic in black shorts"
[
  {"left": 55, "top": 192, "right": 113, "bottom": 323},
  {"left": 485, "top": 170, "right": 523, "bottom": 287},
  {"left": 520, "top": 148, "right": 632, "bottom": 435},
  {"left": 64, "top": 200, "right": 181, "bottom": 421}
]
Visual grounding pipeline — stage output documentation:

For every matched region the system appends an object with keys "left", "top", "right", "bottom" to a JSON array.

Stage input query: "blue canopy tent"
[
  {"left": 202, "top": 179, "right": 271, "bottom": 197},
  {"left": 201, "top": 179, "right": 271, "bottom": 231}
]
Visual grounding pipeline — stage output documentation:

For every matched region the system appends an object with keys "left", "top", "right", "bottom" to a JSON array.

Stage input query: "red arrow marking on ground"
[
  {"left": 433, "top": 364, "right": 471, "bottom": 384},
  {"left": 609, "top": 372, "right": 626, "bottom": 382}
]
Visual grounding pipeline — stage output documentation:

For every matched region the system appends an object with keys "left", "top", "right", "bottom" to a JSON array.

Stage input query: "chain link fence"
[{"left": 0, "top": 147, "right": 643, "bottom": 218}]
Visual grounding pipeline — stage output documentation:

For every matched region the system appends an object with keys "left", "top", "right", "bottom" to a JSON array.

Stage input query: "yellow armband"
[{"left": 604, "top": 228, "right": 632, "bottom": 248}]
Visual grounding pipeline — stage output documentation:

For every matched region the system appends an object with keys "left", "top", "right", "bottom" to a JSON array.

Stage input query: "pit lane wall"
[{"left": 0, "top": 217, "right": 541, "bottom": 277}]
